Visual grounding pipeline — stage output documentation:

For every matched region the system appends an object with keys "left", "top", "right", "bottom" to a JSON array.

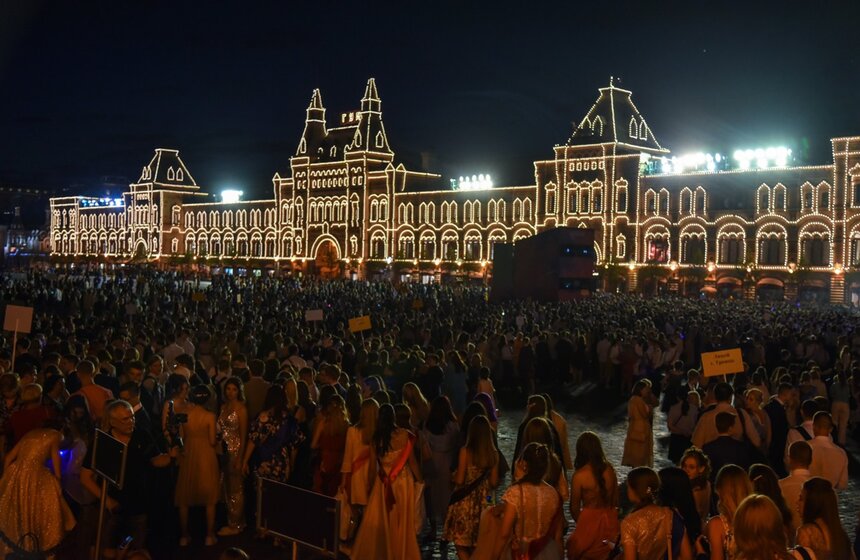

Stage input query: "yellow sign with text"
[
  {"left": 701, "top": 348, "right": 744, "bottom": 377},
  {"left": 348, "top": 315, "right": 372, "bottom": 333}
]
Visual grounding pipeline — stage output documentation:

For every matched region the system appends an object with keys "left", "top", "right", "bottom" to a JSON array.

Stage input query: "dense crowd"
[{"left": 0, "top": 268, "right": 859, "bottom": 559}]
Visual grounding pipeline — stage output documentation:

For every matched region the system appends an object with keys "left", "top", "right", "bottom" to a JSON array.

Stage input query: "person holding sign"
[
  {"left": 80, "top": 400, "right": 178, "bottom": 557},
  {"left": 0, "top": 419, "right": 75, "bottom": 558}
]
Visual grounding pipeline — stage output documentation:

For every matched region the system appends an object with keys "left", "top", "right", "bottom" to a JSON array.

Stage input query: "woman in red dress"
[{"left": 312, "top": 394, "right": 349, "bottom": 496}]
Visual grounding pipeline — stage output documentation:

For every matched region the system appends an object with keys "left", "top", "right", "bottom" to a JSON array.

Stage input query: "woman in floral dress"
[
  {"left": 443, "top": 415, "right": 499, "bottom": 560},
  {"left": 242, "top": 385, "right": 304, "bottom": 483}
]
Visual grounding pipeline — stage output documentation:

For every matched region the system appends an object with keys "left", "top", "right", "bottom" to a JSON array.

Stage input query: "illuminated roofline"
[{"left": 395, "top": 185, "right": 537, "bottom": 196}]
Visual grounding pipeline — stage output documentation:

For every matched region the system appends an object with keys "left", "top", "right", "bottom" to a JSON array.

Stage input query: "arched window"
[
  {"left": 616, "top": 234, "right": 626, "bottom": 259},
  {"left": 757, "top": 185, "right": 770, "bottom": 213},
  {"left": 818, "top": 182, "right": 831, "bottom": 210},
  {"left": 678, "top": 189, "right": 691, "bottom": 215},
  {"left": 695, "top": 187, "right": 706, "bottom": 215},
  {"left": 420, "top": 233, "right": 435, "bottom": 260},
  {"left": 645, "top": 190, "right": 657, "bottom": 215},
  {"left": 464, "top": 232, "right": 482, "bottom": 260},
  {"left": 616, "top": 185, "right": 628, "bottom": 212},
  {"left": 592, "top": 182, "right": 603, "bottom": 213},
  {"left": 629, "top": 117, "right": 638, "bottom": 139},
  {"left": 773, "top": 184, "right": 786, "bottom": 211},
  {"left": 398, "top": 234, "right": 415, "bottom": 259},
  {"left": 545, "top": 184, "right": 557, "bottom": 214}
]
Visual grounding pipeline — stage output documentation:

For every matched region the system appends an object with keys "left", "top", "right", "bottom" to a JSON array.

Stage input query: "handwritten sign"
[
  {"left": 701, "top": 348, "right": 744, "bottom": 377},
  {"left": 348, "top": 315, "right": 371, "bottom": 333},
  {"left": 3, "top": 305, "right": 33, "bottom": 334},
  {"left": 305, "top": 309, "right": 324, "bottom": 322},
  {"left": 191, "top": 292, "right": 206, "bottom": 302}
]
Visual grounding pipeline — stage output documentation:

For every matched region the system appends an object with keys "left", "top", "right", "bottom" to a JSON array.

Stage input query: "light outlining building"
[{"left": 49, "top": 78, "right": 860, "bottom": 303}]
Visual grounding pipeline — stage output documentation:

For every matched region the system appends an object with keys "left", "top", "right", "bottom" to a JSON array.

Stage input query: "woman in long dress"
[
  {"left": 422, "top": 396, "right": 460, "bottom": 537},
  {"left": 490, "top": 442, "right": 563, "bottom": 560},
  {"left": 350, "top": 403, "right": 421, "bottom": 560},
  {"left": 175, "top": 384, "right": 220, "bottom": 547},
  {"left": 622, "top": 379, "right": 655, "bottom": 468},
  {"left": 443, "top": 415, "right": 499, "bottom": 560},
  {"left": 567, "top": 431, "right": 619, "bottom": 560},
  {"left": 216, "top": 377, "right": 248, "bottom": 536},
  {"left": 312, "top": 394, "right": 349, "bottom": 496},
  {"left": 0, "top": 425, "right": 76, "bottom": 557},
  {"left": 341, "top": 398, "right": 379, "bottom": 540}
]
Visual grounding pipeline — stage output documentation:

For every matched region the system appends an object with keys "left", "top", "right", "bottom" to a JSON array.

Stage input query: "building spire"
[
  {"left": 306, "top": 88, "right": 325, "bottom": 122},
  {"left": 361, "top": 78, "right": 381, "bottom": 113}
]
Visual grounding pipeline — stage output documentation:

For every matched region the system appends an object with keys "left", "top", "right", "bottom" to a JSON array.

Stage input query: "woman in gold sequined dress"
[
  {"left": 217, "top": 377, "right": 248, "bottom": 537},
  {"left": 0, "top": 425, "right": 76, "bottom": 556}
]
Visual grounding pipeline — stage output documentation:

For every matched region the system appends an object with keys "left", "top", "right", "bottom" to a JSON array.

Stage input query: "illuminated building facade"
[{"left": 49, "top": 79, "right": 860, "bottom": 303}]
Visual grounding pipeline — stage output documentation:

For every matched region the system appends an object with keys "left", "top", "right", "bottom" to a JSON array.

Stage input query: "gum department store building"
[{"left": 49, "top": 79, "right": 860, "bottom": 303}]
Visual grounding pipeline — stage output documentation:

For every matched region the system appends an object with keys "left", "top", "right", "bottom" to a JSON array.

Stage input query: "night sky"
[{"left": 2, "top": 1, "right": 859, "bottom": 199}]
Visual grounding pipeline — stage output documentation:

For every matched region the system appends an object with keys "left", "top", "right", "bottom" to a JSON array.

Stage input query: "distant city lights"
[
  {"left": 452, "top": 174, "right": 493, "bottom": 191},
  {"left": 221, "top": 189, "right": 243, "bottom": 203},
  {"left": 733, "top": 147, "right": 792, "bottom": 169},
  {"left": 80, "top": 197, "right": 124, "bottom": 208}
]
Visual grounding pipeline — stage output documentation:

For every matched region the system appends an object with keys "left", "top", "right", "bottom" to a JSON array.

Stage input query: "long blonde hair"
[
  {"left": 465, "top": 415, "right": 498, "bottom": 470},
  {"left": 732, "top": 494, "right": 792, "bottom": 560},
  {"left": 716, "top": 464, "right": 753, "bottom": 523},
  {"left": 323, "top": 394, "right": 349, "bottom": 438},
  {"left": 402, "top": 382, "right": 430, "bottom": 427},
  {"left": 358, "top": 398, "right": 380, "bottom": 445}
]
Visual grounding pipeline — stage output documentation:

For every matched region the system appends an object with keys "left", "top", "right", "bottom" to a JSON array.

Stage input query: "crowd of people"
[{"left": 0, "top": 268, "right": 858, "bottom": 559}]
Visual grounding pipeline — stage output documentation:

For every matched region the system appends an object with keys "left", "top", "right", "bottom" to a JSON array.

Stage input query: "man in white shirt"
[
  {"left": 784, "top": 399, "right": 818, "bottom": 471},
  {"left": 808, "top": 411, "right": 848, "bottom": 490},
  {"left": 692, "top": 382, "right": 743, "bottom": 448},
  {"left": 779, "top": 440, "right": 813, "bottom": 535},
  {"left": 161, "top": 332, "right": 186, "bottom": 374}
]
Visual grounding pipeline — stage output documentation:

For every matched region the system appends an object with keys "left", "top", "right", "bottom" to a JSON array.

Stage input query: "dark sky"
[{"left": 2, "top": 1, "right": 859, "bottom": 199}]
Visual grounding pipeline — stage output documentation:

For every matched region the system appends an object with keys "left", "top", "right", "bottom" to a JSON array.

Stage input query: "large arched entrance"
[{"left": 313, "top": 239, "right": 341, "bottom": 279}]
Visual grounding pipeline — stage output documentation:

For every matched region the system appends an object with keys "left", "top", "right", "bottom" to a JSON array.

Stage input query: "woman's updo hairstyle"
[{"left": 517, "top": 442, "right": 550, "bottom": 485}]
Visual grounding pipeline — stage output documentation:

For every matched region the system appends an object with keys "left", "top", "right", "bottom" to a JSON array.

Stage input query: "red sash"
[
  {"left": 344, "top": 447, "right": 371, "bottom": 502},
  {"left": 377, "top": 434, "right": 415, "bottom": 512}
]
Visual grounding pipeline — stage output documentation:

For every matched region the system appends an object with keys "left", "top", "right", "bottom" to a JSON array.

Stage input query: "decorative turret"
[
  {"left": 297, "top": 89, "right": 328, "bottom": 157},
  {"left": 568, "top": 78, "right": 668, "bottom": 155},
  {"left": 352, "top": 78, "right": 391, "bottom": 156}
]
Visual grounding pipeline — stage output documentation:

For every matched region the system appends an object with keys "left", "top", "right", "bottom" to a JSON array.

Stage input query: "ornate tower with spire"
[
  {"left": 296, "top": 89, "right": 327, "bottom": 159},
  {"left": 533, "top": 78, "right": 669, "bottom": 269}
]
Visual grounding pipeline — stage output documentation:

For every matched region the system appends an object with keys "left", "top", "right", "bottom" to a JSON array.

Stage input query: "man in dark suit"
[
  {"left": 764, "top": 382, "right": 793, "bottom": 476},
  {"left": 119, "top": 381, "right": 154, "bottom": 437},
  {"left": 703, "top": 412, "right": 752, "bottom": 480}
]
